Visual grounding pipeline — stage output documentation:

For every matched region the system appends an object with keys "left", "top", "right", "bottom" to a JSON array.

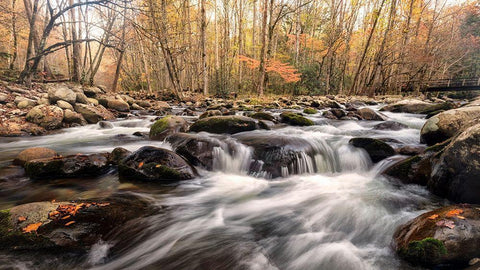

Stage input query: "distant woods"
[{"left": 0, "top": 0, "right": 479, "bottom": 97}]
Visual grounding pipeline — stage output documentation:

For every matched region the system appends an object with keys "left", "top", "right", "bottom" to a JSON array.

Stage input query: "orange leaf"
[
  {"left": 22, "top": 222, "right": 42, "bottom": 233},
  {"left": 138, "top": 162, "right": 144, "bottom": 168},
  {"left": 61, "top": 215, "right": 71, "bottom": 220},
  {"left": 155, "top": 164, "right": 161, "bottom": 168},
  {"left": 65, "top": 221, "right": 75, "bottom": 226},
  {"left": 446, "top": 209, "right": 464, "bottom": 217},
  {"left": 457, "top": 215, "right": 466, "bottom": 220},
  {"left": 428, "top": 214, "right": 439, "bottom": 220},
  {"left": 18, "top": 216, "right": 27, "bottom": 222}
]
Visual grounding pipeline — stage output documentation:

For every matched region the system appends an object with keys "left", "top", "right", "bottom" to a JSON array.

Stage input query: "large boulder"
[
  {"left": 189, "top": 116, "right": 257, "bottom": 134},
  {"left": 149, "top": 115, "right": 188, "bottom": 140},
  {"left": 394, "top": 205, "right": 480, "bottom": 267},
  {"left": 118, "top": 146, "right": 197, "bottom": 182},
  {"left": 428, "top": 124, "right": 480, "bottom": 204},
  {"left": 74, "top": 104, "right": 115, "bottom": 124},
  {"left": 235, "top": 133, "right": 318, "bottom": 178},
  {"left": 356, "top": 107, "right": 387, "bottom": 121},
  {"left": 420, "top": 106, "right": 480, "bottom": 145},
  {"left": 280, "top": 112, "right": 314, "bottom": 126},
  {"left": 167, "top": 133, "right": 224, "bottom": 170},
  {"left": 24, "top": 153, "right": 110, "bottom": 180},
  {"left": 26, "top": 105, "right": 64, "bottom": 130},
  {"left": 13, "top": 147, "right": 58, "bottom": 166},
  {"left": 349, "top": 138, "right": 395, "bottom": 163},
  {"left": 0, "top": 194, "right": 152, "bottom": 252},
  {"left": 250, "top": 112, "right": 275, "bottom": 122},
  {"left": 383, "top": 154, "right": 433, "bottom": 186},
  {"left": 63, "top": 109, "right": 87, "bottom": 126},
  {"left": 47, "top": 84, "right": 76, "bottom": 104},
  {"left": 107, "top": 98, "right": 130, "bottom": 112},
  {"left": 199, "top": 110, "right": 222, "bottom": 119},
  {"left": 381, "top": 100, "right": 453, "bottom": 114}
]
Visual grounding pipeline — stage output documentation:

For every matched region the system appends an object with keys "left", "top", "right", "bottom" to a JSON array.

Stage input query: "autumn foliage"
[{"left": 238, "top": 55, "right": 301, "bottom": 83}]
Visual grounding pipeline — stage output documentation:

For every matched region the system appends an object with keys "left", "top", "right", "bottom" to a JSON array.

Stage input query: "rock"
[
  {"left": 63, "top": 109, "right": 87, "bottom": 125},
  {"left": 108, "top": 147, "right": 131, "bottom": 165},
  {"left": 396, "top": 145, "right": 425, "bottom": 156},
  {"left": 356, "top": 107, "right": 387, "bottom": 121},
  {"left": 235, "top": 133, "right": 317, "bottom": 178},
  {"left": 13, "top": 147, "right": 58, "bottom": 166},
  {"left": 26, "top": 105, "right": 64, "bottom": 130},
  {"left": 131, "top": 103, "right": 144, "bottom": 110},
  {"left": 380, "top": 100, "right": 451, "bottom": 114},
  {"left": 383, "top": 155, "right": 432, "bottom": 185},
  {"left": 349, "top": 138, "right": 395, "bottom": 163},
  {"left": 189, "top": 116, "right": 257, "bottom": 134},
  {"left": 118, "top": 146, "right": 197, "bottom": 182},
  {"left": 199, "top": 110, "right": 222, "bottom": 119},
  {"left": 107, "top": 99, "right": 130, "bottom": 112},
  {"left": 135, "top": 100, "right": 151, "bottom": 108},
  {"left": 373, "top": 121, "right": 408, "bottom": 131},
  {"left": 0, "top": 194, "right": 152, "bottom": 252},
  {"left": 420, "top": 106, "right": 480, "bottom": 145},
  {"left": 74, "top": 104, "right": 115, "bottom": 124},
  {"left": 250, "top": 112, "right": 275, "bottom": 122},
  {"left": 330, "top": 108, "right": 346, "bottom": 119},
  {"left": 428, "top": 124, "right": 480, "bottom": 203},
  {"left": 322, "top": 110, "right": 338, "bottom": 119},
  {"left": 98, "top": 121, "right": 114, "bottom": 129},
  {"left": 87, "top": 98, "right": 99, "bottom": 105},
  {"left": 280, "top": 112, "right": 314, "bottom": 126},
  {"left": 303, "top": 108, "right": 318, "bottom": 114},
  {"left": 47, "top": 84, "right": 76, "bottom": 104},
  {"left": 149, "top": 115, "right": 189, "bottom": 140},
  {"left": 393, "top": 205, "right": 480, "bottom": 267},
  {"left": 0, "top": 93, "right": 7, "bottom": 103},
  {"left": 120, "top": 95, "right": 134, "bottom": 105},
  {"left": 83, "top": 86, "right": 104, "bottom": 98},
  {"left": 24, "top": 153, "right": 111, "bottom": 180},
  {"left": 16, "top": 100, "right": 35, "bottom": 109},
  {"left": 167, "top": 133, "right": 224, "bottom": 170},
  {"left": 56, "top": 100, "right": 74, "bottom": 111},
  {"left": 0, "top": 120, "right": 46, "bottom": 137},
  {"left": 37, "top": 97, "right": 49, "bottom": 105},
  {"left": 75, "top": 92, "right": 90, "bottom": 104}
]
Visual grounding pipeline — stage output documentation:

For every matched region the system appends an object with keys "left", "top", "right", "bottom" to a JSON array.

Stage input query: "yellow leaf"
[
  {"left": 428, "top": 214, "right": 439, "bottom": 220},
  {"left": 446, "top": 209, "right": 464, "bottom": 217},
  {"left": 65, "top": 221, "right": 75, "bottom": 226},
  {"left": 18, "top": 216, "right": 27, "bottom": 222}
]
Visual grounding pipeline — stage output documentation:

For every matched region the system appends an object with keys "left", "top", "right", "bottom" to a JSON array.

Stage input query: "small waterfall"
[{"left": 212, "top": 140, "right": 253, "bottom": 174}]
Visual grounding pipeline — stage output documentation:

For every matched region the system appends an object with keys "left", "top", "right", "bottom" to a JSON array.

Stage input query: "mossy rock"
[
  {"left": 303, "top": 108, "right": 318, "bottom": 115},
  {"left": 394, "top": 205, "right": 480, "bottom": 267},
  {"left": 349, "top": 137, "right": 395, "bottom": 163},
  {"left": 250, "top": 112, "right": 275, "bottom": 122},
  {"left": 199, "top": 110, "right": 222, "bottom": 119},
  {"left": 149, "top": 115, "right": 188, "bottom": 140},
  {"left": 189, "top": 116, "right": 257, "bottom": 134},
  {"left": 280, "top": 112, "right": 314, "bottom": 126}
]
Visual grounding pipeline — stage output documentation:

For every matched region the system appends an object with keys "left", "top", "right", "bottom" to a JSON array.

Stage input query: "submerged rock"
[
  {"left": 349, "top": 137, "right": 395, "bottom": 163},
  {"left": 13, "top": 147, "right": 58, "bottom": 166},
  {"left": 189, "top": 116, "right": 257, "bottom": 134},
  {"left": 420, "top": 106, "right": 480, "bottom": 145},
  {"left": 373, "top": 121, "right": 408, "bottom": 131},
  {"left": 280, "top": 112, "right": 314, "bottom": 126},
  {"left": 199, "top": 110, "right": 222, "bottom": 119},
  {"left": 394, "top": 205, "right": 480, "bottom": 267},
  {"left": 428, "top": 124, "right": 480, "bottom": 204},
  {"left": 118, "top": 146, "right": 197, "bottom": 182},
  {"left": 24, "top": 153, "right": 111, "bottom": 180},
  {"left": 26, "top": 105, "right": 64, "bottom": 130},
  {"left": 149, "top": 115, "right": 188, "bottom": 140},
  {"left": 303, "top": 108, "right": 318, "bottom": 114},
  {"left": 250, "top": 111, "right": 275, "bottom": 122}
]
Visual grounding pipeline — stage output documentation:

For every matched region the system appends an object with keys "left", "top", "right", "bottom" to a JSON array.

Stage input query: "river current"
[{"left": 0, "top": 107, "right": 444, "bottom": 270}]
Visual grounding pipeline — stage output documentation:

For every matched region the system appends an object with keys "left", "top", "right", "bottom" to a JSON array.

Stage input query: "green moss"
[
  {"left": 303, "top": 108, "right": 318, "bottom": 114},
  {"left": 149, "top": 116, "right": 172, "bottom": 138},
  {"left": 425, "top": 138, "right": 452, "bottom": 153},
  {"left": 280, "top": 112, "right": 314, "bottom": 126},
  {"left": 400, "top": 238, "right": 447, "bottom": 266},
  {"left": 189, "top": 116, "right": 256, "bottom": 134},
  {"left": 385, "top": 155, "right": 421, "bottom": 179}
]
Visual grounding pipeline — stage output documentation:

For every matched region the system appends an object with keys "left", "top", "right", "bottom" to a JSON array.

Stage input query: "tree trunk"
[
  {"left": 257, "top": 0, "right": 268, "bottom": 96},
  {"left": 200, "top": 0, "right": 208, "bottom": 95}
]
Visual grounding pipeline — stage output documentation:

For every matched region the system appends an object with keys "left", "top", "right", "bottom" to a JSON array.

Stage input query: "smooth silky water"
[{"left": 0, "top": 108, "right": 445, "bottom": 270}]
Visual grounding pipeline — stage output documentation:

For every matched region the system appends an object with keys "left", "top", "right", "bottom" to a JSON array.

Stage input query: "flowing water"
[{"left": 0, "top": 107, "right": 446, "bottom": 270}]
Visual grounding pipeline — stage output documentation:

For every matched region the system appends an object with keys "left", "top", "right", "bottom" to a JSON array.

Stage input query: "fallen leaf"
[
  {"left": 155, "top": 164, "right": 161, "bottom": 168},
  {"left": 436, "top": 220, "right": 456, "bottom": 229},
  {"left": 446, "top": 209, "right": 464, "bottom": 217},
  {"left": 22, "top": 222, "right": 42, "bottom": 233},
  {"left": 61, "top": 215, "right": 71, "bottom": 220},
  {"left": 457, "top": 215, "right": 466, "bottom": 220},
  {"left": 18, "top": 216, "right": 27, "bottom": 222},
  {"left": 65, "top": 221, "right": 75, "bottom": 226},
  {"left": 138, "top": 162, "right": 144, "bottom": 168},
  {"left": 428, "top": 214, "right": 439, "bottom": 220}
]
